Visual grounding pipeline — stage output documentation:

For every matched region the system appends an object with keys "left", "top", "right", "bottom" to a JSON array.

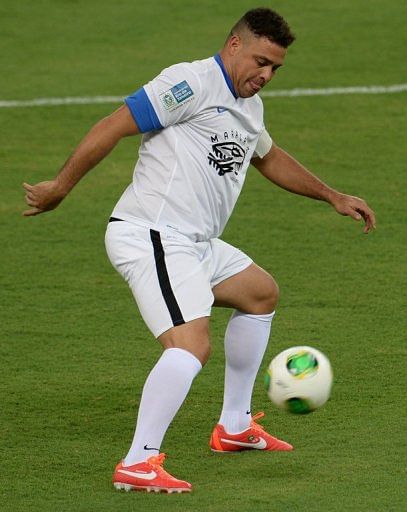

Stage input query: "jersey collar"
[{"left": 214, "top": 53, "right": 238, "bottom": 99}]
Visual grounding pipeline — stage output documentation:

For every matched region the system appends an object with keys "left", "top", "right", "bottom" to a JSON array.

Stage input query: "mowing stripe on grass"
[{"left": 1, "top": 83, "right": 406, "bottom": 108}]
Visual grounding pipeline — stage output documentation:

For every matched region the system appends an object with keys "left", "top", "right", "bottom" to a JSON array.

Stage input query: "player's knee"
[
  {"left": 182, "top": 335, "right": 211, "bottom": 366},
  {"left": 158, "top": 318, "right": 211, "bottom": 366},
  {"left": 197, "top": 341, "right": 211, "bottom": 366},
  {"left": 171, "top": 338, "right": 211, "bottom": 366},
  {"left": 268, "top": 278, "right": 280, "bottom": 311},
  {"left": 252, "top": 276, "right": 279, "bottom": 314}
]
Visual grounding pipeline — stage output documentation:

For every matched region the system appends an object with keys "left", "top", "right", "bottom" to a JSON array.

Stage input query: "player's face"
[{"left": 229, "top": 34, "right": 287, "bottom": 98}]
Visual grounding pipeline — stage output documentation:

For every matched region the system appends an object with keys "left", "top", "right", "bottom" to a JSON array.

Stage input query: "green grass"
[{"left": 1, "top": 0, "right": 406, "bottom": 511}]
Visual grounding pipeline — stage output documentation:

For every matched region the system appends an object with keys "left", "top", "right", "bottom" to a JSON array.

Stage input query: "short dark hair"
[{"left": 232, "top": 7, "right": 295, "bottom": 48}]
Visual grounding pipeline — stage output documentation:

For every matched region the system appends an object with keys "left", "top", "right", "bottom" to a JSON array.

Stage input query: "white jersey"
[{"left": 112, "top": 54, "right": 272, "bottom": 242}]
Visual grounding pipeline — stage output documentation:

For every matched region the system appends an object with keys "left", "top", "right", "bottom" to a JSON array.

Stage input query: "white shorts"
[{"left": 105, "top": 220, "right": 252, "bottom": 338}]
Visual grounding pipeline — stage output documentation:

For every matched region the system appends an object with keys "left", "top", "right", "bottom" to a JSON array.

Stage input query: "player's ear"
[{"left": 228, "top": 33, "right": 243, "bottom": 55}]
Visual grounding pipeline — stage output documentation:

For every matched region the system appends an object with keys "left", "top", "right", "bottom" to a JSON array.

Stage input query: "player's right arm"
[{"left": 23, "top": 104, "right": 139, "bottom": 217}]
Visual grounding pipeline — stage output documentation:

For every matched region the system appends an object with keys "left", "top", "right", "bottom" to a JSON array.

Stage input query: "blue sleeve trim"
[{"left": 125, "top": 87, "right": 163, "bottom": 133}]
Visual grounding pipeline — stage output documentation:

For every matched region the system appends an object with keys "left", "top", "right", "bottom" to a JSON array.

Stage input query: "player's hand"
[
  {"left": 22, "top": 180, "right": 66, "bottom": 216},
  {"left": 329, "top": 192, "right": 376, "bottom": 234}
]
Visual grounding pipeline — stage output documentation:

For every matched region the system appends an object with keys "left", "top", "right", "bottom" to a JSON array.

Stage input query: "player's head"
[{"left": 221, "top": 8, "right": 295, "bottom": 98}]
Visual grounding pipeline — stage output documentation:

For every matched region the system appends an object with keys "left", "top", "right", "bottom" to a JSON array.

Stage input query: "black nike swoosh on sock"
[
  {"left": 144, "top": 445, "right": 159, "bottom": 451},
  {"left": 246, "top": 410, "right": 251, "bottom": 415}
]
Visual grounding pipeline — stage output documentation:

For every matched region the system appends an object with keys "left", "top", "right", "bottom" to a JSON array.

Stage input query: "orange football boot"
[
  {"left": 113, "top": 453, "right": 192, "bottom": 493},
  {"left": 210, "top": 412, "right": 293, "bottom": 452}
]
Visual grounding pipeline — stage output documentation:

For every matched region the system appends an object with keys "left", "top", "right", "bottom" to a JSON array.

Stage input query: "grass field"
[{"left": 1, "top": 1, "right": 406, "bottom": 511}]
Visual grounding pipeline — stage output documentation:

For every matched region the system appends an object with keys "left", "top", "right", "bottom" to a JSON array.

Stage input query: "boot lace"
[
  {"left": 250, "top": 411, "right": 266, "bottom": 432},
  {"left": 147, "top": 453, "right": 174, "bottom": 479}
]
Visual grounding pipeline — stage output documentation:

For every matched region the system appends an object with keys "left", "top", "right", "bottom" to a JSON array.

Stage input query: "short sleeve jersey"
[{"left": 112, "top": 54, "right": 272, "bottom": 242}]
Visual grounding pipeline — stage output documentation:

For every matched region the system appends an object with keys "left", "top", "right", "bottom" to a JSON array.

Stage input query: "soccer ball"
[{"left": 265, "top": 346, "right": 333, "bottom": 414}]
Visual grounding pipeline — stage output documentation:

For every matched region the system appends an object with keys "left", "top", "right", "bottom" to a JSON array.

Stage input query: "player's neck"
[{"left": 217, "top": 50, "right": 238, "bottom": 98}]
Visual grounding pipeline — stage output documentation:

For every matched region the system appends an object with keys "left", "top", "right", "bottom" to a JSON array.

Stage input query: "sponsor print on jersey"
[
  {"left": 207, "top": 130, "right": 249, "bottom": 177},
  {"left": 160, "top": 80, "right": 194, "bottom": 112}
]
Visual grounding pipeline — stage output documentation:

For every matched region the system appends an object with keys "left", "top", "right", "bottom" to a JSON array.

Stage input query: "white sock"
[
  {"left": 219, "top": 310, "right": 275, "bottom": 434},
  {"left": 123, "top": 347, "right": 202, "bottom": 466}
]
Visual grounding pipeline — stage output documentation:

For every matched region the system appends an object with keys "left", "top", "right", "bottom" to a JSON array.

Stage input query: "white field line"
[
  {"left": 0, "top": 96, "right": 125, "bottom": 108},
  {"left": 261, "top": 83, "right": 407, "bottom": 97},
  {"left": 0, "top": 84, "right": 406, "bottom": 108}
]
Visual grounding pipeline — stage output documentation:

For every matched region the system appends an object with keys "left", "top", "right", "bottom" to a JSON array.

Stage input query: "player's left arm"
[{"left": 251, "top": 143, "right": 376, "bottom": 233}]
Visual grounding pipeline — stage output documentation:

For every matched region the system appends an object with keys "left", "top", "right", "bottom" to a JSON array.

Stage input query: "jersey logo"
[
  {"left": 217, "top": 106, "right": 228, "bottom": 113},
  {"left": 208, "top": 141, "right": 245, "bottom": 176},
  {"left": 160, "top": 80, "right": 194, "bottom": 111}
]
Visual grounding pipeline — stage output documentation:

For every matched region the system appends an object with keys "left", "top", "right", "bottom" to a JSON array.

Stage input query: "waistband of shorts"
[{"left": 107, "top": 214, "right": 202, "bottom": 243}]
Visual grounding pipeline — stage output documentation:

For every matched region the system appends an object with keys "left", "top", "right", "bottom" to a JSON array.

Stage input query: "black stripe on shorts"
[{"left": 149, "top": 229, "right": 185, "bottom": 327}]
